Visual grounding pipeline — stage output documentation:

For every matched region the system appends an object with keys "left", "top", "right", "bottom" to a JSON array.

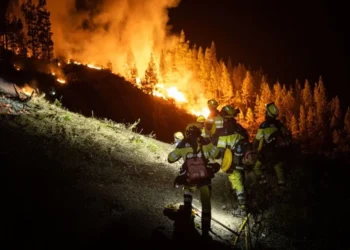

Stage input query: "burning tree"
[
  {"left": 4, "top": 17, "right": 27, "bottom": 56},
  {"left": 21, "top": 0, "right": 40, "bottom": 58},
  {"left": 17, "top": 0, "right": 53, "bottom": 59},
  {"left": 36, "top": 0, "right": 54, "bottom": 60},
  {"left": 144, "top": 53, "right": 158, "bottom": 94}
]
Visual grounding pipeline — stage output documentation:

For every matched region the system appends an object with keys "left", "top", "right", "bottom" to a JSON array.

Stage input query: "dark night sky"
[{"left": 169, "top": 0, "right": 349, "bottom": 106}]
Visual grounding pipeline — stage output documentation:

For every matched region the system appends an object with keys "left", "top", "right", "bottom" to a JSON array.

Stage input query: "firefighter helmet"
[
  {"left": 185, "top": 123, "right": 202, "bottom": 138},
  {"left": 174, "top": 131, "right": 184, "bottom": 141},
  {"left": 196, "top": 115, "right": 206, "bottom": 123},
  {"left": 221, "top": 105, "right": 240, "bottom": 117},
  {"left": 266, "top": 102, "right": 279, "bottom": 118},
  {"left": 207, "top": 99, "right": 219, "bottom": 108}
]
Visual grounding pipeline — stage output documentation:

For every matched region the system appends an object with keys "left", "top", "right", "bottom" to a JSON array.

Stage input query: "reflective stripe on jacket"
[{"left": 168, "top": 137, "right": 220, "bottom": 163}]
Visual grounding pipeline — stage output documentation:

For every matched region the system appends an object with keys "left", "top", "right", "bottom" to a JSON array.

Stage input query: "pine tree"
[
  {"left": 233, "top": 90, "right": 242, "bottom": 109},
  {"left": 130, "top": 64, "right": 139, "bottom": 85},
  {"left": 123, "top": 49, "right": 135, "bottom": 80},
  {"left": 299, "top": 105, "right": 307, "bottom": 138},
  {"left": 219, "top": 61, "right": 233, "bottom": 104},
  {"left": 293, "top": 79, "right": 302, "bottom": 114},
  {"left": 281, "top": 89, "right": 295, "bottom": 127},
  {"left": 307, "top": 106, "right": 314, "bottom": 138},
  {"left": 227, "top": 56, "right": 233, "bottom": 78},
  {"left": 291, "top": 115, "right": 299, "bottom": 138},
  {"left": 313, "top": 76, "right": 327, "bottom": 134},
  {"left": 301, "top": 79, "right": 313, "bottom": 110},
  {"left": 21, "top": 0, "right": 40, "bottom": 58},
  {"left": 256, "top": 77, "right": 272, "bottom": 120},
  {"left": 329, "top": 96, "right": 342, "bottom": 129},
  {"left": 232, "top": 63, "right": 246, "bottom": 92},
  {"left": 197, "top": 46, "right": 206, "bottom": 86},
  {"left": 144, "top": 53, "right": 158, "bottom": 94},
  {"left": 332, "top": 129, "right": 341, "bottom": 146},
  {"left": 5, "top": 17, "right": 26, "bottom": 55},
  {"left": 241, "top": 70, "right": 255, "bottom": 109},
  {"left": 15, "top": 18, "right": 27, "bottom": 56},
  {"left": 36, "top": 0, "right": 53, "bottom": 60}
]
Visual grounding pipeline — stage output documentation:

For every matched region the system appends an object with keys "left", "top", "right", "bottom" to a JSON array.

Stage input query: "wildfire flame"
[
  {"left": 191, "top": 107, "right": 210, "bottom": 119},
  {"left": 166, "top": 86, "right": 187, "bottom": 103},
  {"left": 87, "top": 64, "right": 103, "bottom": 70},
  {"left": 57, "top": 78, "right": 66, "bottom": 84},
  {"left": 21, "top": 84, "right": 37, "bottom": 96}
]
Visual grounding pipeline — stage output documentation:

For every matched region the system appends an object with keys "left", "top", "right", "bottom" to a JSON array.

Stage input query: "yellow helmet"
[
  {"left": 185, "top": 123, "right": 202, "bottom": 139},
  {"left": 174, "top": 131, "right": 184, "bottom": 141},
  {"left": 207, "top": 99, "right": 219, "bottom": 108},
  {"left": 221, "top": 105, "right": 240, "bottom": 118},
  {"left": 196, "top": 115, "right": 206, "bottom": 123},
  {"left": 265, "top": 102, "right": 279, "bottom": 117}
]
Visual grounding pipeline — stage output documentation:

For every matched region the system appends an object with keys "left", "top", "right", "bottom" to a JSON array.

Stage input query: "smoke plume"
[{"left": 7, "top": 0, "right": 181, "bottom": 74}]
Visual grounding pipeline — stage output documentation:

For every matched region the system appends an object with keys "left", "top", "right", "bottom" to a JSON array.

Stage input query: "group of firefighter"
[{"left": 167, "top": 99, "right": 292, "bottom": 241}]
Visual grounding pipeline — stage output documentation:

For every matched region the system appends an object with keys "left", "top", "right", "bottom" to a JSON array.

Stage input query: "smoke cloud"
[{"left": 8, "top": 0, "right": 181, "bottom": 74}]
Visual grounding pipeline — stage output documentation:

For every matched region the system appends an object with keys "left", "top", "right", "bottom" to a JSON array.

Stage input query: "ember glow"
[
  {"left": 57, "top": 78, "right": 66, "bottom": 84},
  {"left": 21, "top": 84, "right": 36, "bottom": 96},
  {"left": 13, "top": 64, "right": 20, "bottom": 71},
  {"left": 87, "top": 64, "right": 103, "bottom": 70}
]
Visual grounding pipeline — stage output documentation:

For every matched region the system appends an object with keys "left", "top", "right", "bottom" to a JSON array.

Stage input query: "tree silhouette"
[
  {"left": 36, "top": 0, "right": 53, "bottom": 60},
  {"left": 21, "top": 0, "right": 40, "bottom": 58}
]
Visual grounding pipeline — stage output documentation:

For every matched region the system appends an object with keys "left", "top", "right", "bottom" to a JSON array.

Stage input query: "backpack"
[
  {"left": 266, "top": 121, "right": 291, "bottom": 149},
  {"left": 184, "top": 148, "right": 209, "bottom": 185}
]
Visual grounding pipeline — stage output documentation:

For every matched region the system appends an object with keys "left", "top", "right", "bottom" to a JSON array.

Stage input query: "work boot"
[
  {"left": 237, "top": 193, "right": 246, "bottom": 206},
  {"left": 201, "top": 231, "right": 213, "bottom": 242},
  {"left": 234, "top": 204, "right": 247, "bottom": 217}
]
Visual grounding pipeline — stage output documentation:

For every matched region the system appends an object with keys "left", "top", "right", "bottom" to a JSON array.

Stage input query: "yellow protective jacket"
[
  {"left": 206, "top": 110, "right": 224, "bottom": 132},
  {"left": 253, "top": 118, "right": 290, "bottom": 152},
  {"left": 168, "top": 137, "right": 221, "bottom": 163},
  {"left": 217, "top": 118, "right": 248, "bottom": 150}
]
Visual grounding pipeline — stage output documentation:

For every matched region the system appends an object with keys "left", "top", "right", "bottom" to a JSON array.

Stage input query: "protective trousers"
[
  {"left": 253, "top": 160, "right": 285, "bottom": 184},
  {"left": 227, "top": 170, "right": 244, "bottom": 194},
  {"left": 184, "top": 185, "right": 211, "bottom": 235}
]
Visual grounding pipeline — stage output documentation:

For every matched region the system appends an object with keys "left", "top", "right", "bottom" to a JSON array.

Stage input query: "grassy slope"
[{"left": 1, "top": 96, "right": 240, "bottom": 250}]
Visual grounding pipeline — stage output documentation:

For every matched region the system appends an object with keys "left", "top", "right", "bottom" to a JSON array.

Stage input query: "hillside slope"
[
  {"left": 2, "top": 94, "right": 350, "bottom": 250},
  {"left": 1, "top": 96, "right": 244, "bottom": 250}
]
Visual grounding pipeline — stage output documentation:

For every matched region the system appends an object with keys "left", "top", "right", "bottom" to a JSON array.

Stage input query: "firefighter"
[
  {"left": 206, "top": 99, "right": 224, "bottom": 146},
  {"left": 252, "top": 102, "right": 291, "bottom": 186},
  {"left": 218, "top": 105, "right": 252, "bottom": 215},
  {"left": 196, "top": 115, "right": 210, "bottom": 138},
  {"left": 168, "top": 123, "right": 221, "bottom": 240},
  {"left": 174, "top": 131, "right": 184, "bottom": 147}
]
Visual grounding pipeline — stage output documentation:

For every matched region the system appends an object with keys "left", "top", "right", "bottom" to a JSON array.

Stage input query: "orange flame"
[
  {"left": 87, "top": 64, "right": 103, "bottom": 70},
  {"left": 57, "top": 78, "right": 66, "bottom": 84},
  {"left": 21, "top": 84, "right": 37, "bottom": 96}
]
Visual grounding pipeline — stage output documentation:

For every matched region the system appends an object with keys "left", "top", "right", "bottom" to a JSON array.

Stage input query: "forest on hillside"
[{"left": 1, "top": 0, "right": 349, "bottom": 154}]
